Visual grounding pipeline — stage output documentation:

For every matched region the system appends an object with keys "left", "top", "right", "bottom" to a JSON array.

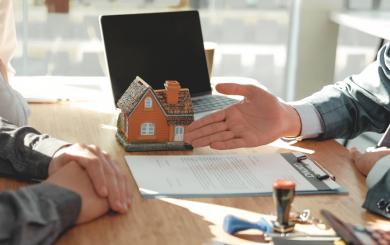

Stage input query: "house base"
[{"left": 116, "top": 132, "right": 193, "bottom": 152}]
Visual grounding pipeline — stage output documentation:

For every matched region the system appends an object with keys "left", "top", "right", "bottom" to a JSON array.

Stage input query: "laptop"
[{"left": 99, "top": 10, "right": 237, "bottom": 117}]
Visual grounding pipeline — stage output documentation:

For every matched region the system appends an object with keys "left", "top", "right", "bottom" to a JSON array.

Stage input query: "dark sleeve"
[
  {"left": 363, "top": 169, "right": 390, "bottom": 219},
  {"left": 302, "top": 42, "right": 390, "bottom": 139},
  {"left": 0, "top": 183, "right": 81, "bottom": 245},
  {"left": 0, "top": 117, "right": 69, "bottom": 180}
]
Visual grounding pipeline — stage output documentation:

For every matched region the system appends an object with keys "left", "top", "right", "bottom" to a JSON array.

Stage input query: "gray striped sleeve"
[
  {"left": 301, "top": 43, "right": 390, "bottom": 140},
  {"left": 0, "top": 183, "right": 81, "bottom": 245}
]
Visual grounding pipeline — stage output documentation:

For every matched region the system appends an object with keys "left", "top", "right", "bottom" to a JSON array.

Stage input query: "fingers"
[
  {"left": 349, "top": 146, "right": 390, "bottom": 176},
  {"left": 216, "top": 83, "right": 257, "bottom": 98},
  {"left": 210, "top": 138, "right": 247, "bottom": 150},
  {"left": 102, "top": 153, "right": 132, "bottom": 208},
  {"left": 63, "top": 144, "right": 109, "bottom": 198},
  {"left": 86, "top": 157, "right": 108, "bottom": 197},
  {"left": 88, "top": 145, "right": 129, "bottom": 213},
  {"left": 187, "top": 110, "right": 226, "bottom": 132},
  {"left": 349, "top": 147, "right": 361, "bottom": 161},
  {"left": 191, "top": 131, "right": 235, "bottom": 147},
  {"left": 187, "top": 121, "right": 229, "bottom": 144},
  {"left": 106, "top": 156, "right": 128, "bottom": 213},
  {"left": 108, "top": 154, "right": 131, "bottom": 211}
]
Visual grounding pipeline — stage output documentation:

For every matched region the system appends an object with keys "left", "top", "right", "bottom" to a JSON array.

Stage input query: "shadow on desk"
[{"left": 56, "top": 197, "right": 214, "bottom": 245}]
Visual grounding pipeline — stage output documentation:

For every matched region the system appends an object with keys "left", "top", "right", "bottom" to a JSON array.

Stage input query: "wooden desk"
[{"left": 1, "top": 102, "right": 388, "bottom": 244}]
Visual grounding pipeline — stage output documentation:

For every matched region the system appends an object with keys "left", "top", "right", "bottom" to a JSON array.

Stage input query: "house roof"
[
  {"left": 156, "top": 88, "right": 193, "bottom": 125},
  {"left": 154, "top": 88, "right": 193, "bottom": 115},
  {"left": 117, "top": 76, "right": 193, "bottom": 124},
  {"left": 117, "top": 77, "right": 150, "bottom": 112}
]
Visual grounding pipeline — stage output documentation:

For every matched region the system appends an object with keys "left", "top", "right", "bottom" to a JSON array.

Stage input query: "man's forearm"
[
  {"left": 0, "top": 117, "right": 68, "bottom": 180},
  {"left": 0, "top": 183, "right": 81, "bottom": 245},
  {"left": 300, "top": 43, "right": 390, "bottom": 139}
]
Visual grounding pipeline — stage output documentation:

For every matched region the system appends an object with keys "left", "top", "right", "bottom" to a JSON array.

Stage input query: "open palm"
[{"left": 185, "top": 83, "right": 301, "bottom": 149}]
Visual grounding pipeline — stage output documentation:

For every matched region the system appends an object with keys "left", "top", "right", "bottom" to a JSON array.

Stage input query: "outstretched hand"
[
  {"left": 185, "top": 83, "right": 301, "bottom": 149},
  {"left": 350, "top": 147, "right": 390, "bottom": 176}
]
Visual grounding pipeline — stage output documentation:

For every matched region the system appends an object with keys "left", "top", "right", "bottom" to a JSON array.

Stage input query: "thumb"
[
  {"left": 216, "top": 83, "right": 259, "bottom": 98},
  {"left": 349, "top": 147, "right": 361, "bottom": 160}
]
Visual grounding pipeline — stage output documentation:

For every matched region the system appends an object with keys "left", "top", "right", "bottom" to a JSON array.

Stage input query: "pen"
[{"left": 320, "top": 209, "right": 364, "bottom": 245}]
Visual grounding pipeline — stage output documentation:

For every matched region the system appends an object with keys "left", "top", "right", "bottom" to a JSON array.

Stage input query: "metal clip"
[{"left": 290, "top": 209, "right": 328, "bottom": 230}]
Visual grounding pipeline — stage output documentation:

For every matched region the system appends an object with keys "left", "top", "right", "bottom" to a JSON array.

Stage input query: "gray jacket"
[
  {"left": 304, "top": 42, "right": 390, "bottom": 218},
  {"left": 0, "top": 117, "right": 81, "bottom": 244},
  {"left": 305, "top": 43, "right": 390, "bottom": 140}
]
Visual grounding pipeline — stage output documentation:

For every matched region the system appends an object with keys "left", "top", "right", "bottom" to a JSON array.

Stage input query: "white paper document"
[{"left": 125, "top": 153, "right": 345, "bottom": 198}]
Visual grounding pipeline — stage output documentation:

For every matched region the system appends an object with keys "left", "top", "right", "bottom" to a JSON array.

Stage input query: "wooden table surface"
[{"left": 1, "top": 102, "right": 389, "bottom": 244}]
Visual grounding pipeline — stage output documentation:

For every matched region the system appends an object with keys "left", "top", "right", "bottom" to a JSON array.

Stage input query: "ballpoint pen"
[{"left": 320, "top": 210, "right": 363, "bottom": 245}]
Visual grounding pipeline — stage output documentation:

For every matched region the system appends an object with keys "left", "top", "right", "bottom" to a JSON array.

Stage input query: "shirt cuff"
[
  {"left": 30, "top": 137, "right": 70, "bottom": 180},
  {"left": 288, "top": 102, "right": 324, "bottom": 139},
  {"left": 366, "top": 155, "right": 390, "bottom": 189},
  {"left": 33, "top": 137, "right": 70, "bottom": 158}
]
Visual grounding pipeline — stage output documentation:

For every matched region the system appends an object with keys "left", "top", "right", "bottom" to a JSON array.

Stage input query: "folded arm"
[
  {"left": 0, "top": 183, "right": 81, "bottom": 245},
  {"left": 0, "top": 117, "right": 68, "bottom": 180}
]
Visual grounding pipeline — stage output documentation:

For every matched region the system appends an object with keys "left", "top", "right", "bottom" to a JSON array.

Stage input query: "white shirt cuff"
[
  {"left": 366, "top": 155, "right": 390, "bottom": 189},
  {"left": 288, "top": 102, "right": 324, "bottom": 139}
]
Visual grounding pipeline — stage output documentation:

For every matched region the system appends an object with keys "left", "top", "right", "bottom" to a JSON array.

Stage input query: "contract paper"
[{"left": 125, "top": 153, "right": 346, "bottom": 198}]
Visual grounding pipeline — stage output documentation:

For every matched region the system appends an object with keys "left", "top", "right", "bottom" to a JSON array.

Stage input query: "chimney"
[{"left": 165, "top": 80, "right": 181, "bottom": 104}]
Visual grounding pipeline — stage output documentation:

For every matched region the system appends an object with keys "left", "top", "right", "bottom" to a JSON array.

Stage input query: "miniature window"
[
  {"left": 144, "top": 97, "right": 153, "bottom": 109},
  {"left": 175, "top": 126, "right": 184, "bottom": 135},
  {"left": 141, "top": 123, "right": 155, "bottom": 135}
]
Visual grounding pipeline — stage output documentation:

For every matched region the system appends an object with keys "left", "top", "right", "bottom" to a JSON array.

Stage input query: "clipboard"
[
  {"left": 125, "top": 153, "right": 347, "bottom": 199},
  {"left": 281, "top": 153, "right": 347, "bottom": 195}
]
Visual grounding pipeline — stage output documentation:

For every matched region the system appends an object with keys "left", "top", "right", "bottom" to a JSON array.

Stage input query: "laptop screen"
[{"left": 100, "top": 11, "right": 211, "bottom": 104}]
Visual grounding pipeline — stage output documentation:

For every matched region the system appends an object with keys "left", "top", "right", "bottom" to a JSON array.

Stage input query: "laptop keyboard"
[{"left": 192, "top": 95, "right": 238, "bottom": 113}]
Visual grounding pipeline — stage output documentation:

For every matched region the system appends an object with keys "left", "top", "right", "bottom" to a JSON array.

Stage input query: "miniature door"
[{"left": 174, "top": 126, "right": 184, "bottom": 141}]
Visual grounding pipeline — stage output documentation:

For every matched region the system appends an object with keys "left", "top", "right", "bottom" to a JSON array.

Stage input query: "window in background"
[
  {"left": 12, "top": 0, "right": 291, "bottom": 98},
  {"left": 334, "top": 0, "right": 390, "bottom": 82},
  {"left": 12, "top": 0, "right": 390, "bottom": 101}
]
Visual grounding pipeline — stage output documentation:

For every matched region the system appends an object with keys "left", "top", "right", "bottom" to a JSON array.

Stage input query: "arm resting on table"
[
  {"left": 0, "top": 183, "right": 81, "bottom": 245},
  {"left": 0, "top": 117, "right": 68, "bottom": 180}
]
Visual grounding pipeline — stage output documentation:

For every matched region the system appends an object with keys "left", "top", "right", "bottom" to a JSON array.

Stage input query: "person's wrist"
[
  {"left": 280, "top": 104, "right": 302, "bottom": 137},
  {"left": 48, "top": 144, "right": 72, "bottom": 175}
]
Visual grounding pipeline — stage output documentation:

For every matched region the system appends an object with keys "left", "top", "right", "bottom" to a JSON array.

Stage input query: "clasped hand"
[
  {"left": 350, "top": 147, "right": 390, "bottom": 176},
  {"left": 47, "top": 143, "right": 132, "bottom": 223}
]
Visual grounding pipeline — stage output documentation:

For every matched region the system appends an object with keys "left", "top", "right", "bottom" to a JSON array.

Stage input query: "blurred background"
[{"left": 11, "top": 0, "right": 390, "bottom": 149}]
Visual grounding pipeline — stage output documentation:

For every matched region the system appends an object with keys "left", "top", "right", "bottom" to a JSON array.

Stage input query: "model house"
[{"left": 116, "top": 76, "right": 194, "bottom": 151}]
